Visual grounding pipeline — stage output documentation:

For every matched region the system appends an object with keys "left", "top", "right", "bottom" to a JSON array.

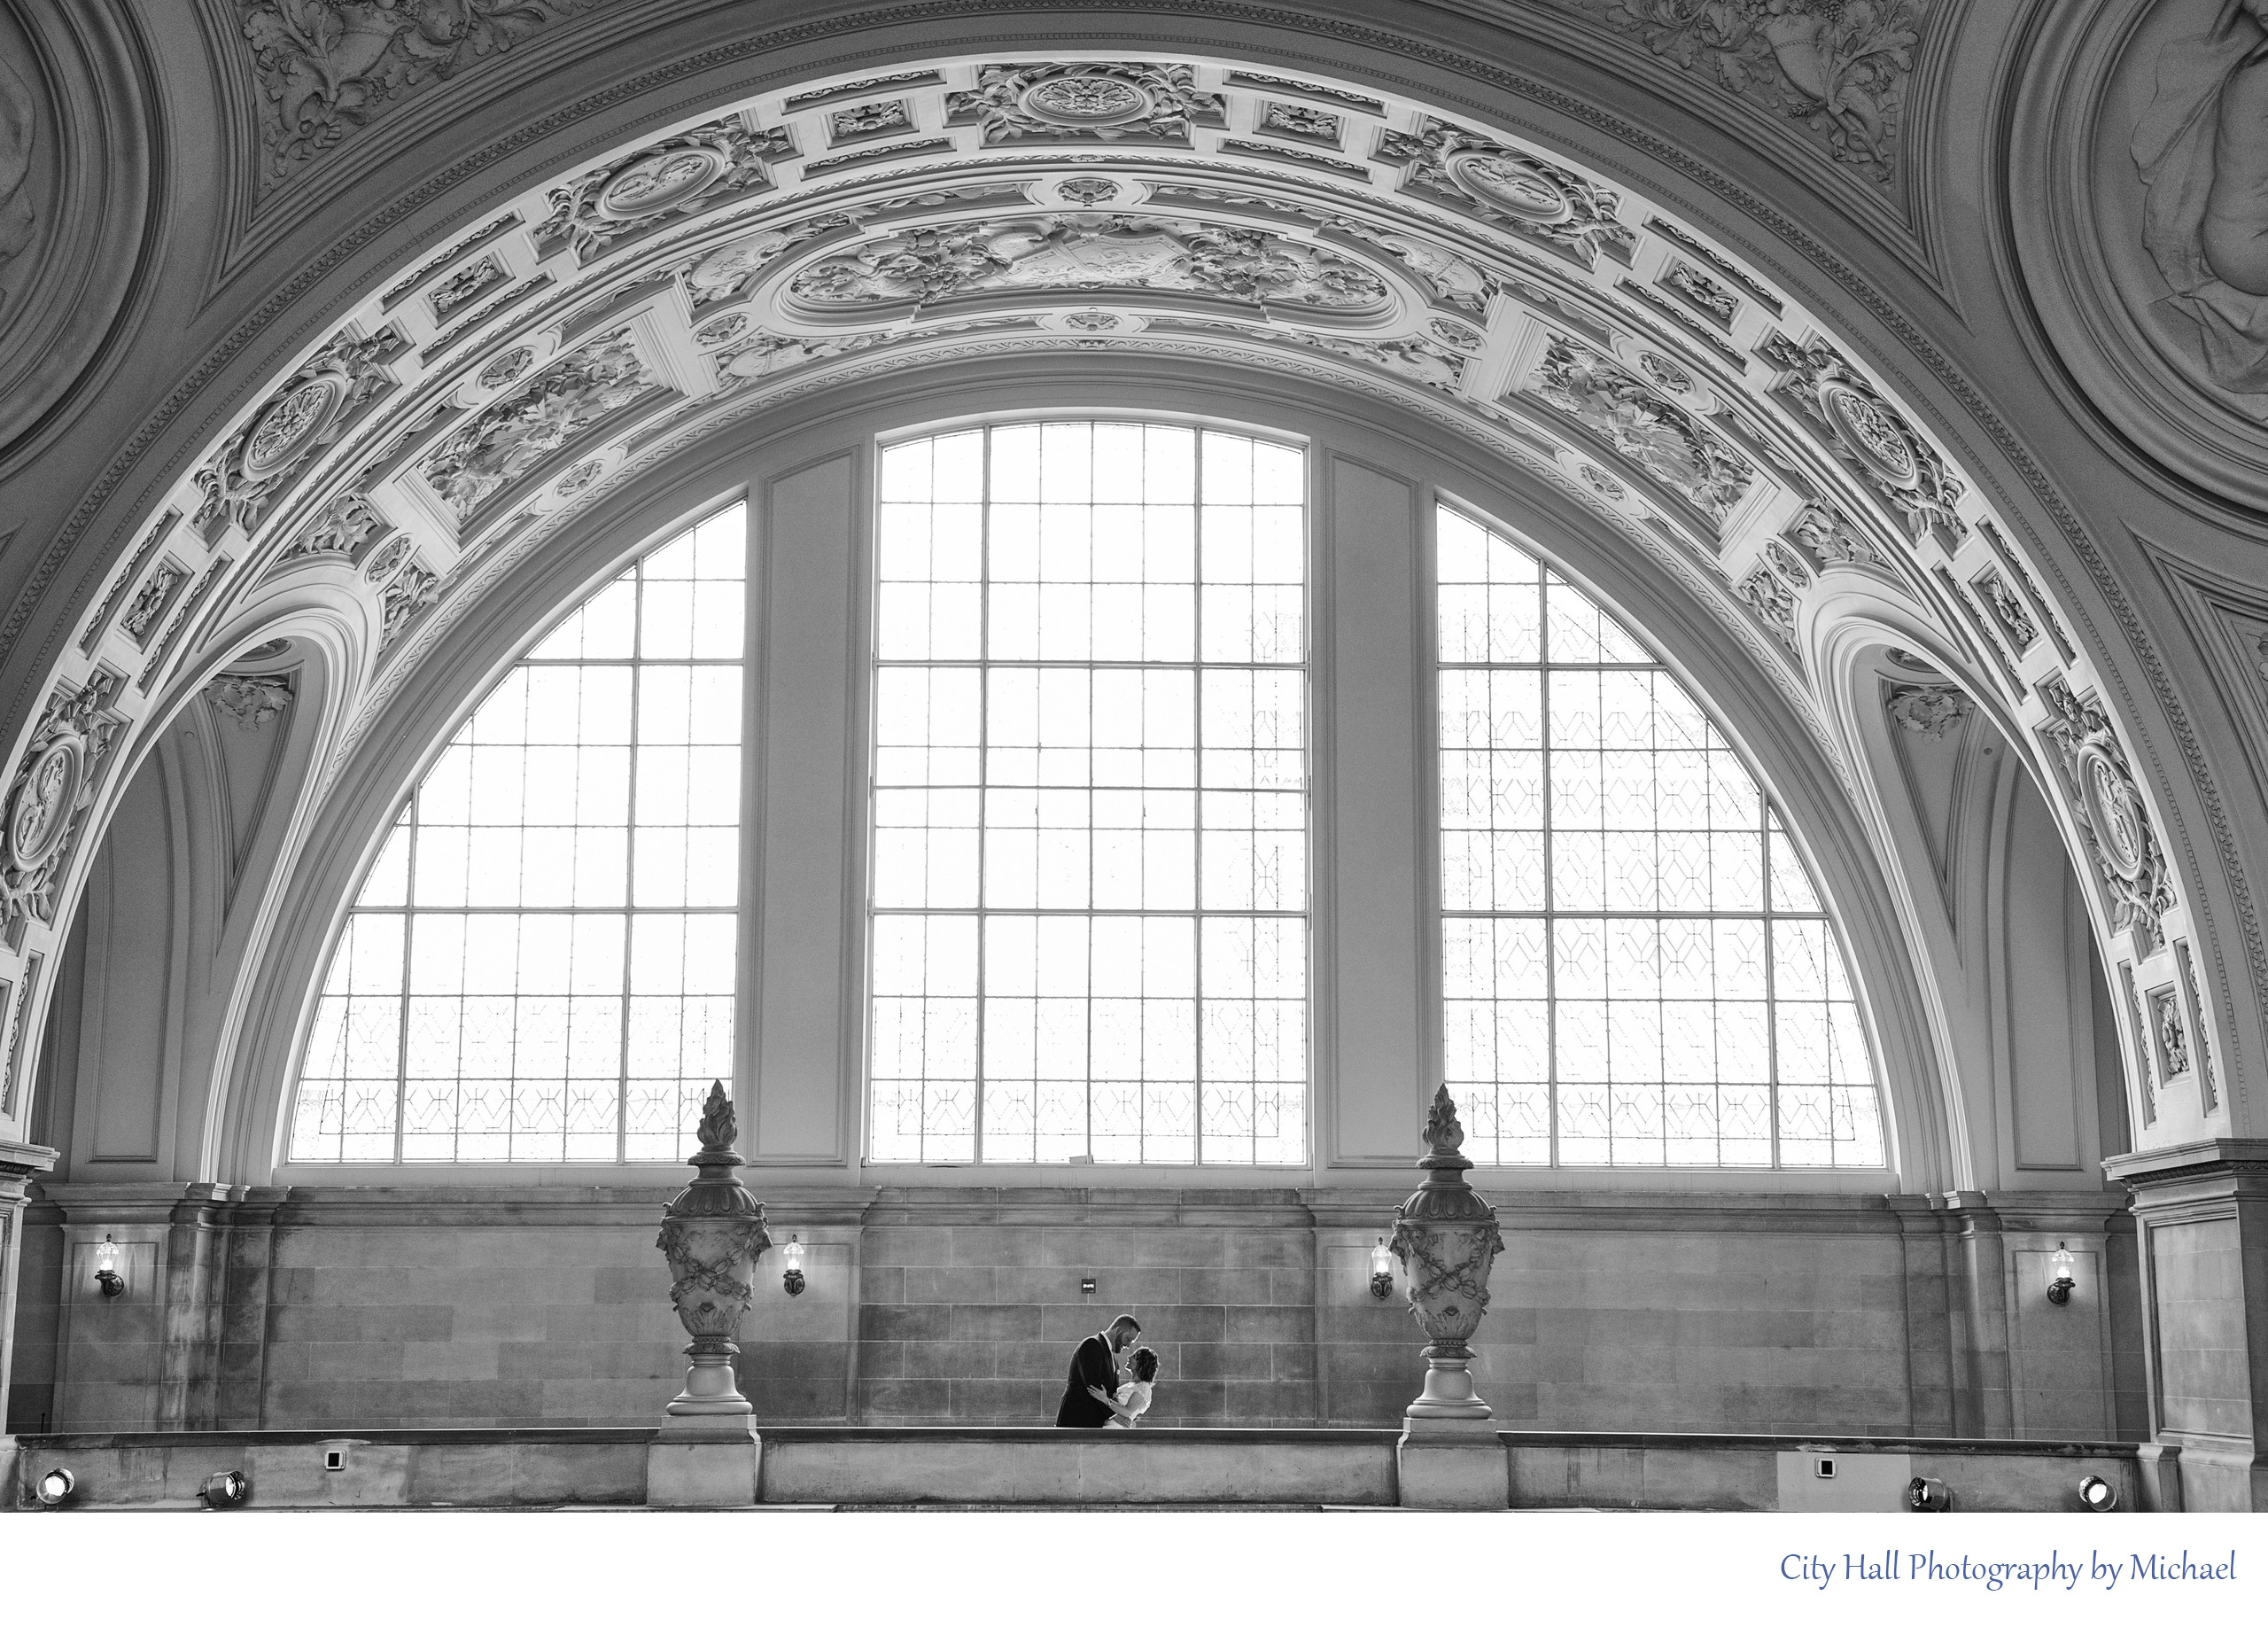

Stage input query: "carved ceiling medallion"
[
  {"left": 1443, "top": 149, "right": 1573, "bottom": 223},
  {"left": 595, "top": 145, "right": 732, "bottom": 220}
]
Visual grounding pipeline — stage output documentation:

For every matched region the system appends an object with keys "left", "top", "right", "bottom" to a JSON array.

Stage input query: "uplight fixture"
[
  {"left": 2047, "top": 1242, "right": 2076, "bottom": 1306},
  {"left": 781, "top": 1234, "right": 806, "bottom": 1296},
  {"left": 199, "top": 1469, "right": 250, "bottom": 1509},
  {"left": 93, "top": 1235, "right": 124, "bottom": 1298},
  {"left": 1369, "top": 1236, "right": 1394, "bottom": 1300},
  {"left": 35, "top": 1467, "right": 75, "bottom": 1507},
  {"left": 1907, "top": 1475, "right": 1952, "bottom": 1513},
  {"left": 2078, "top": 1475, "right": 2118, "bottom": 1512}
]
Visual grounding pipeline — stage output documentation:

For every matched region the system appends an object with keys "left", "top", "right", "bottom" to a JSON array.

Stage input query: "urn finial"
[
  {"left": 689, "top": 1079, "right": 743, "bottom": 1167},
  {"left": 1418, "top": 1082, "right": 1472, "bottom": 1172}
]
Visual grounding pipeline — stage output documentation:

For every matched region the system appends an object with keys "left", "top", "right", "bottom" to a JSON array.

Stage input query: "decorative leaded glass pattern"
[
  {"left": 1437, "top": 506, "right": 1883, "bottom": 1167},
  {"left": 289, "top": 508, "right": 745, "bottom": 1162},
  {"left": 870, "top": 423, "right": 1307, "bottom": 1164}
]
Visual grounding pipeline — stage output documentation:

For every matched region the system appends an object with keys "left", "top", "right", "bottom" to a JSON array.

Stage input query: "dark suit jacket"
[{"left": 1054, "top": 1332, "right": 1120, "bottom": 1427}]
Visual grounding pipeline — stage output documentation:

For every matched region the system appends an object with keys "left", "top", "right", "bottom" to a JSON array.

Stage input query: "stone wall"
[{"left": 9, "top": 1183, "right": 2143, "bottom": 1439}]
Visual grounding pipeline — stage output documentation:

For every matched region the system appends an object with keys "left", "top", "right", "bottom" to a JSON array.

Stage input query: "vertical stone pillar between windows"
[
  {"left": 1317, "top": 455, "right": 1424, "bottom": 1166},
  {"left": 1888, "top": 1194, "right": 1954, "bottom": 1436},
  {"left": 750, "top": 453, "right": 858, "bottom": 1165},
  {"left": 0, "top": 1138, "right": 58, "bottom": 1435}
]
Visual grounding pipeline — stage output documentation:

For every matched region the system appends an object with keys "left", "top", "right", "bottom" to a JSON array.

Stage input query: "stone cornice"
[{"left": 2103, "top": 1137, "right": 2268, "bottom": 1189}]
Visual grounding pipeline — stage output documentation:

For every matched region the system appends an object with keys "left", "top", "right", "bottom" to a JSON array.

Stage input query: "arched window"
[
  {"left": 1436, "top": 505, "right": 1883, "bottom": 1167},
  {"left": 867, "top": 423, "right": 1307, "bottom": 1164},
  {"left": 288, "top": 506, "right": 745, "bottom": 1162}
]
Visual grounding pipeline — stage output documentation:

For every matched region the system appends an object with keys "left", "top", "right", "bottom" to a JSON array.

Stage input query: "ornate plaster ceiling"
[{"left": 6, "top": 47, "right": 2223, "bottom": 1148}]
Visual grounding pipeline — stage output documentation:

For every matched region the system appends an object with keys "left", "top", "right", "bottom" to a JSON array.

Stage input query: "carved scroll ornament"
[
  {"left": 2039, "top": 680, "right": 2176, "bottom": 958},
  {"left": 1, "top": 673, "right": 123, "bottom": 943}
]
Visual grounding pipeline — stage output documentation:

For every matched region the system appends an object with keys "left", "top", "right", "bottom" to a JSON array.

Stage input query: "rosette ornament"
[
  {"left": 1389, "top": 1085, "right": 1506, "bottom": 1420},
  {"left": 655, "top": 1081, "right": 771, "bottom": 1417}
]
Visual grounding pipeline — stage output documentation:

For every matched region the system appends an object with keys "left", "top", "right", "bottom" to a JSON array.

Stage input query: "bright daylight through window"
[
  {"left": 1437, "top": 506, "right": 1883, "bottom": 1167},
  {"left": 289, "top": 508, "right": 745, "bottom": 1162},
  {"left": 869, "top": 423, "right": 1306, "bottom": 1165}
]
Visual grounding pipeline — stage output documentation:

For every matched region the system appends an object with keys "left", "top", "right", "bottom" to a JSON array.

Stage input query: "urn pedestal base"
[
  {"left": 1396, "top": 1414, "right": 1506, "bottom": 1509},
  {"left": 647, "top": 1413, "right": 761, "bottom": 1507}
]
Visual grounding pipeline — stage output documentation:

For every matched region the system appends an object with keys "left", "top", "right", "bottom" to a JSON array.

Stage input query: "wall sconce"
[
  {"left": 2047, "top": 1242, "right": 2076, "bottom": 1306},
  {"left": 93, "top": 1235, "right": 125, "bottom": 1298},
  {"left": 199, "top": 1469, "right": 250, "bottom": 1509},
  {"left": 1906, "top": 1475, "right": 1952, "bottom": 1513},
  {"left": 35, "top": 1467, "right": 75, "bottom": 1507},
  {"left": 1369, "top": 1236, "right": 1394, "bottom": 1299},
  {"left": 781, "top": 1234, "right": 806, "bottom": 1296},
  {"left": 2078, "top": 1475, "right": 2118, "bottom": 1512}
]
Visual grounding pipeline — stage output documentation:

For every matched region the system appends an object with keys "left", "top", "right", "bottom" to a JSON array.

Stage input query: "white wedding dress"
[{"left": 1103, "top": 1378, "right": 1153, "bottom": 1428}]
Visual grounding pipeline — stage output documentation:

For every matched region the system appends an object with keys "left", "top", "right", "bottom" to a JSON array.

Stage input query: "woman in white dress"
[{"left": 1089, "top": 1344, "right": 1158, "bottom": 1428}]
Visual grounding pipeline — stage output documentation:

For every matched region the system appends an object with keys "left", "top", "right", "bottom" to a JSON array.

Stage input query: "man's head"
[{"left": 1107, "top": 1314, "right": 1141, "bottom": 1351}]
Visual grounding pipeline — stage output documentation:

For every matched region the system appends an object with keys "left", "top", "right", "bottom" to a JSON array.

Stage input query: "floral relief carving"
[
  {"left": 1259, "top": 102, "right": 1344, "bottom": 144},
  {"left": 1526, "top": 336, "right": 1755, "bottom": 519},
  {"left": 1374, "top": 119, "right": 1636, "bottom": 267},
  {"left": 205, "top": 673, "right": 294, "bottom": 730},
  {"left": 1885, "top": 681, "right": 1969, "bottom": 737},
  {"left": 1977, "top": 571, "right": 2039, "bottom": 651},
  {"left": 2151, "top": 987, "right": 2190, "bottom": 1078},
  {"left": 828, "top": 100, "right": 912, "bottom": 142},
  {"left": 788, "top": 214, "right": 1389, "bottom": 311},
  {"left": 1758, "top": 329, "right": 1965, "bottom": 545},
  {"left": 946, "top": 62, "right": 1226, "bottom": 146},
  {"left": 378, "top": 559, "right": 439, "bottom": 652},
  {"left": 1783, "top": 498, "right": 1880, "bottom": 567},
  {"left": 280, "top": 489, "right": 386, "bottom": 562},
  {"left": 1736, "top": 539, "right": 1811, "bottom": 654},
  {"left": 2039, "top": 678, "right": 2176, "bottom": 958},
  {"left": 1664, "top": 259, "right": 1739, "bottom": 324},
  {"left": 1, "top": 672, "right": 123, "bottom": 944},
  {"left": 534, "top": 116, "right": 796, "bottom": 263},
  {"left": 1563, "top": 0, "right": 1927, "bottom": 183},
  {"left": 119, "top": 563, "right": 188, "bottom": 645},
  {"left": 428, "top": 255, "right": 507, "bottom": 320},
  {"left": 418, "top": 329, "right": 658, "bottom": 520},
  {"left": 238, "top": 0, "right": 598, "bottom": 178},
  {"left": 679, "top": 212, "right": 863, "bottom": 310},
  {"left": 193, "top": 329, "right": 400, "bottom": 541}
]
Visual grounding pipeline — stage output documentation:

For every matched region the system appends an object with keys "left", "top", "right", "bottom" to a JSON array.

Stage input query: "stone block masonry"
[{"left": 9, "top": 1183, "right": 2141, "bottom": 1441}]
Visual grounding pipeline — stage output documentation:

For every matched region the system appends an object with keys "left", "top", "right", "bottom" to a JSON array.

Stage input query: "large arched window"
[
  {"left": 288, "top": 507, "right": 745, "bottom": 1162},
  {"left": 1436, "top": 505, "right": 1883, "bottom": 1167},
  {"left": 866, "top": 423, "right": 1307, "bottom": 1165}
]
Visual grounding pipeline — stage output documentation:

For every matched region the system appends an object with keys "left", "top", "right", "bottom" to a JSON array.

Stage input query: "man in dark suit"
[{"left": 1055, "top": 1313, "right": 1141, "bottom": 1427}]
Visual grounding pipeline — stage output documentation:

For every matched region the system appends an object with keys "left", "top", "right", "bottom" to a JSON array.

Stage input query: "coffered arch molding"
[
  {"left": 203, "top": 354, "right": 1951, "bottom": 1189},
  {"left": 1, "top": 11, "right": 2241, "bottom": 1177}
]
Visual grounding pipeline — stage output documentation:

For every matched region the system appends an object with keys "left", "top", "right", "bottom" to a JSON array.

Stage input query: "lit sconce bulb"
[
  {"left": 2047, "top": 1242, "right": 2076, "bottom": 1306},
  {"left": 2078, "top": 1475, "right": 2118, "bottom": 1512},
  {"left": 93, "top": 1235, "right": 125, "bottom": 1298},
  {"left": 1369, "top": 1236, "right": 1394, "bottom": 1300},
  {"left": 781, "top": 1234, "right": 806, "bottom": 1296}
]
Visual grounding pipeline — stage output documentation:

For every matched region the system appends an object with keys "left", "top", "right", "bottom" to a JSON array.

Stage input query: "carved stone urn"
[
  {"left": 1389, "top": 1084, "right": 1506, "bottom": 1421},
  {"left": 655, "top": 1081, "right": 771, "bottom": 1420}
]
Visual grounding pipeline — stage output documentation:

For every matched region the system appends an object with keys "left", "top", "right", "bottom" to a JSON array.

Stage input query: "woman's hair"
[{"left": 1130, "top": 1346, "right": 1159, "bottom": 1382}]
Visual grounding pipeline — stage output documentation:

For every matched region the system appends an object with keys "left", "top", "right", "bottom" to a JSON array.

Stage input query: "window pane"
[
  {"left": 287, "top": 506, "right": 746, "bottom": 1163},
  {"left": 1437, "top": 505, "right": 1882, "bottom": 1168},
  {"left": 871, "top": 424, "right": 1308, "bottom": 1165}
]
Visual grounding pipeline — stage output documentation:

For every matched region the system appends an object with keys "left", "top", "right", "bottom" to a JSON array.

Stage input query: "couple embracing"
[{"left": 1053, "top": 1313, "right": 1159, "bottom": 1428}]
